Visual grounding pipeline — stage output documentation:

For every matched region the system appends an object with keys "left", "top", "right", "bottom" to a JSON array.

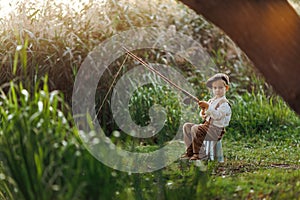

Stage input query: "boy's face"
[{"left": 211, "top": 79, "right": 229, "bottom": 98}]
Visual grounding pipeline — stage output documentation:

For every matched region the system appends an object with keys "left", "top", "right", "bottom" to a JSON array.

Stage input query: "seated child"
[{"left": 181, "top": 73, "right": 232, "bottom": 161}]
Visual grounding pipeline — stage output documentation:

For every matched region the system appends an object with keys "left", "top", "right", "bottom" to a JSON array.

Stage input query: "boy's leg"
[
  {"left": 190, "top": 122, "right": 209, "bottom": 160},
  {"left": 181, "top": 123, "right": 194, "bottom": 158},
  {"left": 204, "top": 126, "right": 225, "bottom": 141}
]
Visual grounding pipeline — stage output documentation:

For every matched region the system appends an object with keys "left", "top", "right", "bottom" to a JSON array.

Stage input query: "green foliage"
[
  {"left": 1, "top": 80, "right": 297, "bottom": 199},
  {"left": 128, "top": 82, "right": 181, "bottom": 144},
  {"left": 228, "top": 91, "right": 300, "bottom": 139},
  {"left": 0, "top": 81, "right": 121, "bottom": 200},
  {"left": 0, "top": 0, "right": 300, "bottom": 199},
  {"left": 0, "top": 80, "right": 70, "bottom": 199}
]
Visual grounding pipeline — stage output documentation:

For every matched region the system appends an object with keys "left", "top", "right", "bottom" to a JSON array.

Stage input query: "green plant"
[
  {"left": 0, "top": 1, "right": 299, "bottom": 199},
  {"left": 0, "top": 80, "right": 71, "bottom": 199},
  {"left": 0, "top": 80, "right": 121, "bottom": 199},
  {"left": 227, "top": 91, "right": 300, "bottom": 138},
  {"left": 128, "top": 81, "right": 181, "bottom": 144}
]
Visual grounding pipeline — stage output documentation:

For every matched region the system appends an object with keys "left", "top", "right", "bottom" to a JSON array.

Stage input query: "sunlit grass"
[
  {"left": 0, "top": 0, "right": 106, "bottom": 19},
  {"left": 0, "top": 0, "right": 300, "bottom": 199},
  {"left": 289, "top": 0, "right": 300, "bottom": 14}
]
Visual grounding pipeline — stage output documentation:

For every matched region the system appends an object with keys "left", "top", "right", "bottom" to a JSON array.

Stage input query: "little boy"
[{"left": 181, "top": 73, "right": 232, "bottom": 160}]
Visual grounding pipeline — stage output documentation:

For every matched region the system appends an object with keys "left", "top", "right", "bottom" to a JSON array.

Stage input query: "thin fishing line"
[{"left": 94, "top": 54, "right": 129, "bottom": 122}]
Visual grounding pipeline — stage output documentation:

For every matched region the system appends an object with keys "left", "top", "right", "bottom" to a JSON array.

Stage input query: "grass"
[
  {"left": 206, "top": 168, "right": 300, "bottom": 200},
  {"left": 204, "top": 137, "right": 300, "bottom": 200},
  {"left": 112, "top": 85, "right": 300, "bottom": 200},
  {"left": 0, "top": 0, "right": 300, "bottom": 199},
  {"left": 139, "top": 134, "right": 300, "bottom": 200},
  {"left": 0, "top": 80, "right": 121, "bottom": 199},
  {"left": 1, "top": 76, "right": 299, "bottom": 200}
]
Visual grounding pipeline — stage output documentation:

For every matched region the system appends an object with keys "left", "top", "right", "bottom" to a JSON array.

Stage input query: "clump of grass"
[
  {"left": 128, "top": 82, "right": 181, "bottom": 145},
  {"left": 0, "top": 79, "right": 73, "bottom": 199},
  {"left": 0, "top": 79, "right": 121, "bottom": 199},
  {"left": 227, "top": 91, "right": 300, "bottom": 139}
]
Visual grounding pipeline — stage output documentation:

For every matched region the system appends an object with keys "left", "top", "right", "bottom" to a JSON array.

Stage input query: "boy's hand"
[
  {"left": 201, "top": 109, "right": 207, "bottom": 120},
  {"left": 198, "top": 101, "right": 209, "bottom": 110},
  {"left": 201, "top": 109, "right": 206, "bottom": 116}
]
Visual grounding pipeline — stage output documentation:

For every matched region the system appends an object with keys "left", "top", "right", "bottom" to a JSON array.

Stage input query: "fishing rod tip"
[{"left": 122, "top": 46, "right": 129, "bottom": 52}]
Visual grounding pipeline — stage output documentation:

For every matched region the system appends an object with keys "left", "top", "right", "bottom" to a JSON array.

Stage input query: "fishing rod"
[{"left": 123, "top": 47, "right": 200, "bottom": 103}]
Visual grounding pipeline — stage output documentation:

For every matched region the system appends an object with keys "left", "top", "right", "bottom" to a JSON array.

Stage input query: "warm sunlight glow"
[
  {"left": 0, "top": 0, "right": 107, "bottom": 19},
  {"left": 0, "top": 1, "right": 15, "bottom": 18},
  {"left": 288, "top": 0, "right": 300, "bottom": 14}
]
